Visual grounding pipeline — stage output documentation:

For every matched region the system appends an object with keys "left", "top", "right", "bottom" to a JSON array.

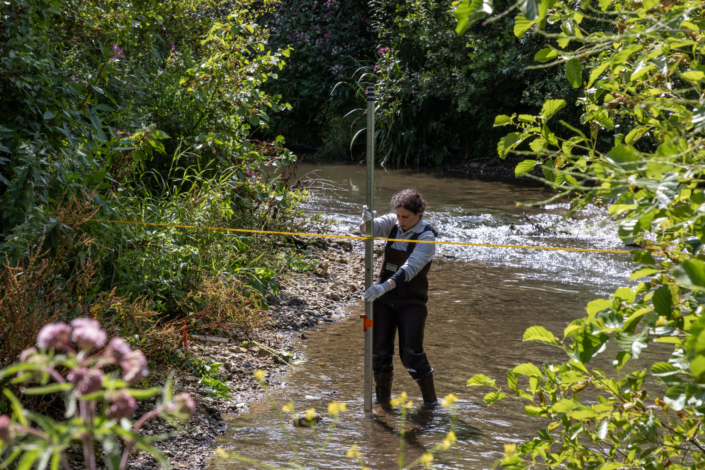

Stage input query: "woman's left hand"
[{"left": 364, "top": 281, "right": 394, "bottom": 302}]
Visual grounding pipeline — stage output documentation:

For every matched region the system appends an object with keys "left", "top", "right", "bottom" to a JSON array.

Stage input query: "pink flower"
[
  {"left": 121, "top": 350, "right": 148, "bottom": 384},
  {"left": 37, "top": 323, "right": 71, "bottom": 350},
  {"left": 0, "top": 415, "right": 11, "bottom": 442},
  {"left": 106, "top": 389, "right": 137, "bottom": 419},
  {"left": 106, "top": 337, "right": 132, "bottom": 363},
  {"left": 170, "top": 393, "right": 196, "bottom": 419},
  {"left": 20, "top": 347, "right": 38, "bottom": 362},
  {"left": 70, "top": 318, "right": 106, "bottom": 352},
  {"left": 68, "top": 368, "right": 104, "bottom": 396}
]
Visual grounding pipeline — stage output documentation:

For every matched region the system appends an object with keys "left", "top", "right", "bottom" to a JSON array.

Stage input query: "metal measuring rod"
[{"left": 362, "top": 86, "right": 376, "bottom": 412}]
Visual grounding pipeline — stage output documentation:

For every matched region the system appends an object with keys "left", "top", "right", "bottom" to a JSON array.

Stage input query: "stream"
[{"left": 209, "top": 163, "right": 640, "bottom": 469}]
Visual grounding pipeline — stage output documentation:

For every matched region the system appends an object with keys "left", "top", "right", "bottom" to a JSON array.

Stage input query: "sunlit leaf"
[{"left": 523, "top": 325, "right": 559, "bottom": 346}]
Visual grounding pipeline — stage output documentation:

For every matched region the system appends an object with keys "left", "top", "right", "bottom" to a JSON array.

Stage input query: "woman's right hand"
[{"left": 360, "top": 205, "right": 375, "bottom": 232}]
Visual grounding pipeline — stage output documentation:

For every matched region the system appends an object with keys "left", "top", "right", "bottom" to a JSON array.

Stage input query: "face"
[{"left": 395, "top": 207, "right": 422, "bottom": 231}]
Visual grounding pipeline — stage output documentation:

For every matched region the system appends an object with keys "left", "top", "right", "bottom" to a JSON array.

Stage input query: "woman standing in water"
[{"left": 360, "top": 189, "right": 438, "bottom": 408}]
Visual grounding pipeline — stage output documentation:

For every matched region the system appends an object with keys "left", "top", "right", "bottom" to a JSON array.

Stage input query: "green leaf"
[
  {"left": 497, "top": 132, "right": 523, "bottom": 159},
  {"left": 96, "top": 104, "right": 116, "bottom": 112},
  {"left": 454, "top": 0, "right": 494, "bottom": 34},
  {"left": 534, "top": 48, "right": 558, "bottom": 63},
  {"left": 565, "top": 59, "right": 583, "bottom": 88},
  {"left": 43, "top": 111, "right": 56, "bottom": 120},
  {"left": 513, "top": 363, "right": 543, "bottom": 378},
  {"left": 673, "top": 259, "right": 705, "bottom": 291},
  {"left": 515, "top": 160, "right": 537, "bottom": 177},
  {"left": 524, "top": 405, "right": 549, "bottom": 416},
  {"left": 520, "top": 0, "right": 538, "bottom": 20},
  {"left": 588, "top": 61, "right": 610, "bottom": 87},
  {"left": 586, "top": 299, "right": 611, "bottom": 316},
  {"left": 494, "top": 115, "right": 513, "bottom": 126},
  {"left": 652, "top": 285, "right": 672, "bottom": 316},
  {"left": 611, "top": 45, "right": 644, "bottom": 65},
  {"left": 483, "top": 390, "right": 506, "bottom": 405},
  {"left": 523, "top": 325, "right": 559, "bottom": 346},
  {"left": 21, "top": 383, "right": 72, "bottom": 395},
  {"left": 596, "top": 421, "right": 609, "bottom": 440},
  {"left": 127, "top": 387, "right": 162, "bottom": 399},
  {"left": 551, "top": 399, "right": 579, "bottom": 413},
  {"left": 17, "top": 449, "right": 41, "bottom": 470},
  {"left": 601, "top": 463, "right": 625, "bottom": 470},
  {"left": 467, "top": 374, "right": 496, "bottom": 387},
  {"left": 614, "top": 287, "right": 635, "bottom": 304},
  {"left": 540, "top": 99, "right": 566, "bottom": 122},
  {"left": 630, "top": 267, "right": 658, "bottom": 280},
  {"left": 651, "top": 362, "right": 679, "bottom": 377},
  {"left": 4, "top": 389, "right": 28, "bottom": 425},
  {"left": 514, "top": 15, "right": 535, "bottom": 38}
]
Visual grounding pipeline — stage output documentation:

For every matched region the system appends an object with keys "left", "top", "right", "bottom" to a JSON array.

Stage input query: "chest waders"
[{"left": 373, "top": 225, "right": 438, "bottom": 408}]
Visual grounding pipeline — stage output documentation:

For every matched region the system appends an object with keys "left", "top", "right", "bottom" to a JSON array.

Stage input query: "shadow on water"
[{"left": 208, "top": 163, "right": 649, "bottom": 469}]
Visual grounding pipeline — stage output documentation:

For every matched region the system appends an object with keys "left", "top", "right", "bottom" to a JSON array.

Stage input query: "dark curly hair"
[{"left": 391, "top": 189, "right": 427, "bottom": 215}]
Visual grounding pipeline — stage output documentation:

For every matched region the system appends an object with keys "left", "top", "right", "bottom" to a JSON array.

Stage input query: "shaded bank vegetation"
[{"left": 0, "top": 0, "right": 315, "bottom": 374}]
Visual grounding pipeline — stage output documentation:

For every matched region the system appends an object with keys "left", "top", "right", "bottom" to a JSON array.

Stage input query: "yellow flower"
[
  {"left": 441, "top": 393, "right": 458, "bottom": 407},
  {"left": 282, "top": 403, "right": 295, "bottom": 414},
  {"left": 420, "top": 452, "right": 434, "bottom": 468},
  {"left": 328, "top": 401, "right": 348, "bottom": 417},
  {"left": 504, "top": 443, "right": 516, "bottom": 456},
  {"left": 391, "top": 391, "right": 409, "bottom": 408},
  {"left": 305, "top": 408, "right": 317, "bottom": 421},
  {"left": 216, "top": 448, "right": 228, "bottom": 458},
  {"left": 253, "top": 370, "right": 266, "bottom": 381},
  {"left": 346, "top": 444, "right": 361, "bottom": 459},
  {"left": 442, "top": 440, "right": 452, "bottom": 450},
  {"left": 406, "top": 400, "right": 413, "bottom": 409},
  {"left": 446, "top": 431, "right": 457, "bottom": 442}
]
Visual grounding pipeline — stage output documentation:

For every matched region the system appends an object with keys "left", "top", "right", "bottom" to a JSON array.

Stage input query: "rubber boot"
[
  {"left": 416, "top": 374, "right": 438, "bottom": 408},
  {"left": 374, "top": 373, "right": 393, "bottom": 408}
]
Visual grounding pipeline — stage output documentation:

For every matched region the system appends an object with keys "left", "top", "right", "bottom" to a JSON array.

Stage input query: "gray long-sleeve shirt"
[{"left": 372, "top": 213, "right": 436, "bottom": 281}]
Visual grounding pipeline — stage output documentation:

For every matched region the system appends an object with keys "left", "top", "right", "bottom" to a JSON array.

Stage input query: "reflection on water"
[{"left": 210, "top": 164, "right": 637, "bottom": 469}]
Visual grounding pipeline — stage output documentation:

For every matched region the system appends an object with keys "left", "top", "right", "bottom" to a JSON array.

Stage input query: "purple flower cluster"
[
  {"left": 170, "top": 393, "right": 196, "bottom": 418},
  {"left": 116, "top": 129, "right": 133, "bottom": 137},
  {"left": 377, "top": 47, "right": 390, "bottom": 57},
  {"left": 122, "top": 350, "right": 149, "bottom": 384},
  {"left": 71, "top": 318, "right": 106, "bottom": 352},
  {"left": 69, "top": 368, "right": 104, "bottom": 396},
  {"left": 331, "top": 64, "right": 344, "bottom": 75},
  {"left": 35, "top": 319, "right": 148, "bottom": 384},
  {"left": 106, "top": 389, "right": 138, "bottom": 419},
  {"left": 37, "top": 323, "right": 71, "bottom": 350},
  {"left": 111, "top": 44, "right": 126, "bottom": 61}
]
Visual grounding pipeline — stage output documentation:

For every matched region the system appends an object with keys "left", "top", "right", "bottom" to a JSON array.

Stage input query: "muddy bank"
[
  {"left": 444, "top": 156, "right": 543, "bottom": 181},
  {"left": 121, "top": 236, "right": 367, "bottom": 470}
]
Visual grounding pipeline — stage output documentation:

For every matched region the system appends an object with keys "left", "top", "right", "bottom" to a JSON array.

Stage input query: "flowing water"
[{"left": 209, "top": 163, "right": 645, "bottom": 469}]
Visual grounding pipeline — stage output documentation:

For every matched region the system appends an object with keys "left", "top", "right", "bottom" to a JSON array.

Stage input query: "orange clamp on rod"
[{"left": 360, "top": 313, "right": 373, "bottom": 332}]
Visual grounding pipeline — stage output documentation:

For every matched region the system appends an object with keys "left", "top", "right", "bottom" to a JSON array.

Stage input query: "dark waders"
[{"left": 373, "top": 225, "right": 437, "bottom": 408}]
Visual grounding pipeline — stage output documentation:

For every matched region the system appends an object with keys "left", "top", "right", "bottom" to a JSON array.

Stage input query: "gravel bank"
[{"left": 121, "top": 236, "right": 371, "bottom": 470}]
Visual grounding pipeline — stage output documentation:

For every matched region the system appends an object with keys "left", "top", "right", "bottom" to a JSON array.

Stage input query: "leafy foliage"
[{"left": 458, "top": 0, "right": 705, "bottom": 467}]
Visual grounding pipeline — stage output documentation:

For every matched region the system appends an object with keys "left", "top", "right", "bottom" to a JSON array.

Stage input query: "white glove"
[
  {"left": 362, "top": 205, "right": 376, "bottom": 222},
  {"left": 364, "top": 282, "right": 393, "bottom": 302}
]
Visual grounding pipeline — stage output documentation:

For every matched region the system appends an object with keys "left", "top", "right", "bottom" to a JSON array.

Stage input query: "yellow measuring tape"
[{"left": 92, "top": 219, "right": 634, "bottom": 255}]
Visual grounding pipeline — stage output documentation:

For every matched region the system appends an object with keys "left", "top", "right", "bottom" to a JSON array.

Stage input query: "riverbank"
[{"left": 122, "top": 237, "right": 366, "bottom": 470}]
